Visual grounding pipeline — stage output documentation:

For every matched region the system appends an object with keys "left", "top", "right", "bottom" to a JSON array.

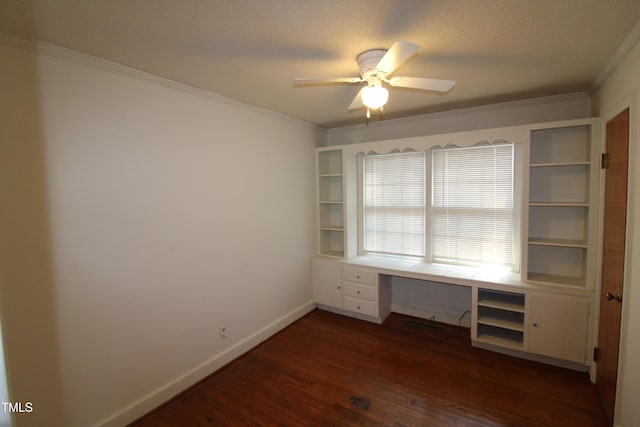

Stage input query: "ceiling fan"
[{"left": 293, "top": 40, "right": 456, "bottom": 119}]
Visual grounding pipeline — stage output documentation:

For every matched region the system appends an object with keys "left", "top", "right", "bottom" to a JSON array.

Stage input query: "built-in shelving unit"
[
  {"left": 476, "top": 289, "right": 525, "bottom": 350},
  {"left": 317, "top": 149, "right": 345, "bottom": 257},
  {"left": 314, "top": 118, "right": 598, "bottom": 368},
  {"left": 526, "top": 123, "right": 596, "bottom": 287}
]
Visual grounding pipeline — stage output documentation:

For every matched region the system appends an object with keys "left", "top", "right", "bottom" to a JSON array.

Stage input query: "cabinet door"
[
  {"left": 312, "top": 260, "right": 342, "bottom": 309},
  {"left": 528, "top": 293, "right": 590, "bottom": 363}
]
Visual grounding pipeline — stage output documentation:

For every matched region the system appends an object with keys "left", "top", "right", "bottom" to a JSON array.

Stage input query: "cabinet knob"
[
  {"left": 337, "top": 286, "right": 341, "bottom": 290},
  {"left": 357, "top": 290, "right": 360, "bottom": 294},
  {"left": 532, "top": 322, "right": 538, "bottom": 327},
  {"left": 357, "top": 306, "right": 361, "bottom": 310},
  {"left": 357, "top": 275, "right": 360, "bottom": 279}
]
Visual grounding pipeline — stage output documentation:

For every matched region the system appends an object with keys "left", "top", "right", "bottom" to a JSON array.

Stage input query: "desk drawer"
[
  {"left": 343, "top": 268, "right": 377, "bottom": 285},
  {"left": 343, "top": 282, "right": 377, "bottom": 301},
  {"left": 343, "top": 296, "right": 378, "bottom": 317}
]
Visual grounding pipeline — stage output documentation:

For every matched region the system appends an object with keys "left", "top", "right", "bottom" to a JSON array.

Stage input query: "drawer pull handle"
[
  {"left": 357, "top": 306, "right": 361, "bottom": 310},
  {"left": 357, "top": 291, "right": 360, "bottom": 294},
  {"left": 357, "top": 275, "right": 360, "bottom": 279}
]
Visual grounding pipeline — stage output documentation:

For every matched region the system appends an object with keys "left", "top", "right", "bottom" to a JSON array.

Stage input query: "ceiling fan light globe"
[{"left": 361, "top": 86, "right": 389, "bottom": 110}]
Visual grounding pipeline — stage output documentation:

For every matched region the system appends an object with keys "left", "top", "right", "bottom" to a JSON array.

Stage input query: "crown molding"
[
  {"left": 0, "top": 32, "right": 326, "bottom": 134},
  {"left": 328, "top": 92, "right": 590, "bottom": 136},
  {"left": 590, "top": 17, "right": 640, "bottom": 93}
]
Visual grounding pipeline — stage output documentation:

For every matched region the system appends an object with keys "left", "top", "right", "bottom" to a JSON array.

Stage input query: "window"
[
  {"left": 361, "top": 143, "right": 515, "bottom": 269},
  {"left": 431, "top": 144, "right": 514, "bottom": 267},
  {"left": 363, "top": 151, "right": 425, "bottom": 257}
]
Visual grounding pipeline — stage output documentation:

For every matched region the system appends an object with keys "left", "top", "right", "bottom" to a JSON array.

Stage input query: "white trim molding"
[
  {"left": 0, "top": 31, "right": 326, "bottom": 133},
  {"left": 590, "top": 18, "right": 640, "bottom": 93},
  {"left": 92, "top": 301, "right": 316, "bottom": 427}
]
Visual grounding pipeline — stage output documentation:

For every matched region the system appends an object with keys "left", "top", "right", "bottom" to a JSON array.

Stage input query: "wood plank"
[{"left": 131, "top": 310, "right": 606, "bottom": 426}]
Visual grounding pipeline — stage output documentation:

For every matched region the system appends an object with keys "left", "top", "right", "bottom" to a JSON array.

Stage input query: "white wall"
[
  {"left": 327, "top": 93, "right": 591, "bottom": 146},
  {"left": 591, "top": 39, "right": 640, "bottom": 427},
  {"left": 0, "top": 41, "right": 323, "bottom": 427}
]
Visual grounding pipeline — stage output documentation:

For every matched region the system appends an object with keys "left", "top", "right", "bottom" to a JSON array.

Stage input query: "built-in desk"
[{"left": 312, "top": 255, "right": 594, "bottom": 371}]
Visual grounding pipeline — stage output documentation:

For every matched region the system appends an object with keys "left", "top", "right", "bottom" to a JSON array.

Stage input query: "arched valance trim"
[{"left": 354, "top": 139, "right": 514, "bottom": 157}]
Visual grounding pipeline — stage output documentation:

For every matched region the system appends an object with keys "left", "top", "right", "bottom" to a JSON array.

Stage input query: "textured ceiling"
[{"left": 1, "top": 0, "right": 640, "bottom": 128}]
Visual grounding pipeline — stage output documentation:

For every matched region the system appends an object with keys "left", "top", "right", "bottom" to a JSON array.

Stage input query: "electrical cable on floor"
[
  {"left": 406, "top": 318, "right": 454, "bottom": 343},
  {"left": 459, "top": 310, "right": 471, "bottom": 326}
]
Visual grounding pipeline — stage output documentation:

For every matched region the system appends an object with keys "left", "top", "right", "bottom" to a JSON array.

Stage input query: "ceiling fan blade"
[
  {"left": 348, "top": 87, "right": 365, "bottom": 110},
  {"left": 375, "top": 40, "right": 420, "bottom": 74},
  {"left": 293, "top": 77, "right": 363, "bottom": 85},
  {"left": 388, "top": 76, "right": 456, "bottom": 92}
]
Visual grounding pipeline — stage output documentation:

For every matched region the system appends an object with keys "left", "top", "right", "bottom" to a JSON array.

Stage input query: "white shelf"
[
  {"left": 318, "top": 249, "right": 345, "bottom": 258},
  {"left": 320, "top": 225, "right": 344, "bottom": 232},
  {"left": 478, "top": 289, "right": 525, "bottom": 313},
  {"left": 477, "top": 299, "right": 525, "bottom": 313},
  {"left": 476, "top": 325, "right": 524, "bottom": 351},
  {"left": 528, "top": 238, "right": 588, "bottom": 248},
  {"left": 526, "top": 273, "right": 586, "bottom": 287},
  {"left": 476, "top": 334, "right": 524, "bottom": 351},
  {"left": 530, "top": 161, "right": 590, "bottom": 168},
  {"left": 526, "top": 122, "right": 595, "bottom": 288},
  {"left": 529, "top": 202, "right": 589, "bottom": 207},
  {"left": 477, "top": 309, "right": 525, "bottom": 332}
]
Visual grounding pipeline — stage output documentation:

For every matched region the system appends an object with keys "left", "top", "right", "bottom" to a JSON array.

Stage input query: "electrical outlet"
[{"left": 219, "top": 325, "right": 227, "bottom": 339}]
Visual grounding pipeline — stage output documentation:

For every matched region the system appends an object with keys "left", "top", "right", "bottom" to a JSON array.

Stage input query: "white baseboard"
[
  {"left": 93, "top": 301, "right": 316, "bottom": 427},
  {"left": 391, "top": 303, "right": 471, "bottom": 328},
  {"left": 316, "top": 304, "right": 386, "bottom": 324},
  {"left": 471, "top": 340, "right": 588, "bottom": 372}
]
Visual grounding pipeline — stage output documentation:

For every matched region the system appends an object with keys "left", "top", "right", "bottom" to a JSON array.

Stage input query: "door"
[{"left": 597, "top": 108, "right": 629, "bottom": 426}]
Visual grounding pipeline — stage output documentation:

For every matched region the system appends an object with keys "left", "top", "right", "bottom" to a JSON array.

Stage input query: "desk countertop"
[{"left": 314, "top": 255, "right": 594, "bottom": 298}]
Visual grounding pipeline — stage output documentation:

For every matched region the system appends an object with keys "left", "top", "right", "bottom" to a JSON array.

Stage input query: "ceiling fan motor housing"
[{"left": 357, "top": 49, "right": 387, "bottom": 81}]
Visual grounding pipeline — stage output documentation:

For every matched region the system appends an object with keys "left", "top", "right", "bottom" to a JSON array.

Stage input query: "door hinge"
[
  {"left": 601, "top": 153, "right": 609, "bottom": 169},
  {"left": 593, "top": 347, "right": 600, "bottom": 362}
]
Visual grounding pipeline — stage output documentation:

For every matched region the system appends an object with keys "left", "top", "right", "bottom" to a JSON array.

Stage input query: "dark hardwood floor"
[{"left": 131, "top": 309, "right": 607, "bottom": 426}]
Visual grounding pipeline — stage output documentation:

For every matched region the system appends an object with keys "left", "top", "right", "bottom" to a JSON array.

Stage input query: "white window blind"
[
  {"left": 363, "top": 151, "right": 426, "bottom": 257},
  {"left": 431, "top": 144, "right": 514, "bottom": 267}
]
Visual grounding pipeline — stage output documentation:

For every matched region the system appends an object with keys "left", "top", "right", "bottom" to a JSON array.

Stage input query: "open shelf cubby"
[
  {"left": 529, "top": 125, "right": 590, "bottom": 165},
  {"left": 476, "top": 324, "right": 524, "bottom": 351},
  {"left": 529, "top": 164, "right": 590, "bottom": 204},
  {"left": 527, "top": 245, "right": 586, "bottom": 287},
  {"left": 476, "top": 289, "right": 525, "bottom": 349}
]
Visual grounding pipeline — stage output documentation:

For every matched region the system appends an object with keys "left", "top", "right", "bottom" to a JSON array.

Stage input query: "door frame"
[{"left": 592, "top": 94, "right": 637, "bottom": 423}]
